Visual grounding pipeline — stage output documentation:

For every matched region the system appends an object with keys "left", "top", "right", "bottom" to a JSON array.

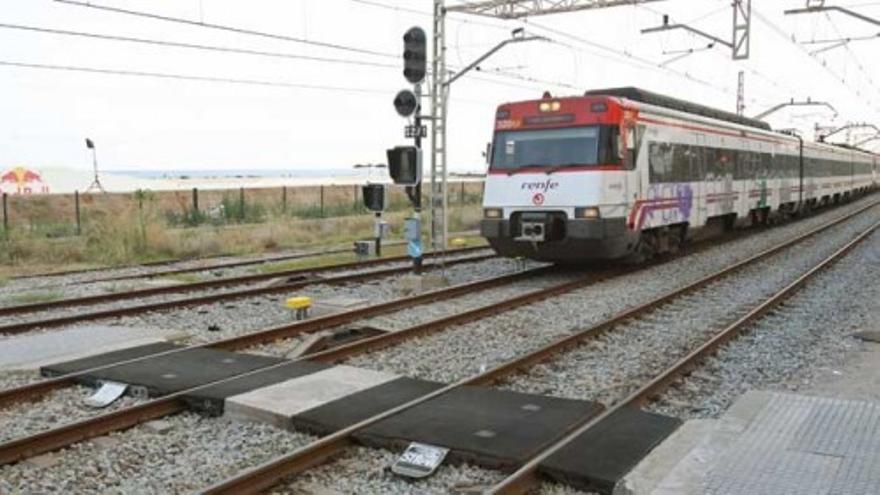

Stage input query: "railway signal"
[
  {"left": 402, "top": 27, "right": 427, "bottom": 84},
  {"left": 361, "top": 184, "right": 388, "bottom": 257},
  {"left": 394, "top": 89, "right": 418, "bottom": 118},
  {"left": 386, "top": 146, "right": 422, "bottom": 186},
  {"left": 361, "top": 184, "right": 386, "bottom": 212}
]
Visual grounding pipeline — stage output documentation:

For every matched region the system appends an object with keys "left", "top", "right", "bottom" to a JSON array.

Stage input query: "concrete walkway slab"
[
  {"left": 185, "top": 360, "right": 331, "bottom": 416},
  {"left": 630, "top": 391, "right": 880, "bottom": 495},
  {"left": 1, "top": 325, "right": 183, "bottom": 371},
  {"left": 225, "top": 365, "right": 400, "bottom": 428},
  {"left": 356, "top": 386, "right": 604, "bottom": 470}
]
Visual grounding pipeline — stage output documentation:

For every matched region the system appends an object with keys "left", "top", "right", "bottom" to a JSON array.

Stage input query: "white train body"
[{"left": 480, "top": 88, "right": 878, "bottom": 262}]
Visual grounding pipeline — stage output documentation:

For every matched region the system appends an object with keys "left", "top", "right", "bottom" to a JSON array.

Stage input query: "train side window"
[
  {"left": 672, "top": 144, "right": 691, "bottom": 181},
  {"left": 649, "top": 142, "right": 674, "bottom": 182},
  {"left": 709, "top": 148, "right": 735, "bottom": 179}
]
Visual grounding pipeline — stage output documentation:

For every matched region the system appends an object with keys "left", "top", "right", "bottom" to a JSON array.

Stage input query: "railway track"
[
  {"left": 487, "top": 221, "right": 880, "bottom": 494},
  {"left": 0, "top": 249, "right": 493, "bottom": 335},
  {"left": 0, "top": 200, "right": 874, "bottom": 491},
  {"left": 0, "top": 246, "right": 487, "bottom": 316},
  {"left": 200, "top": 201, "right": 879, "bottom": 494},
  {"left": 0, "top": 261, "right": 625, "bottom": 466},
  {"left": 5, "top": 231, "right": 481, "bottom": 288}
]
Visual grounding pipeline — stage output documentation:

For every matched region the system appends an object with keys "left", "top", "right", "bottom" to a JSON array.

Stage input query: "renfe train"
[{"left": 480, "top": 87, "right": 878, "bottom": 262}]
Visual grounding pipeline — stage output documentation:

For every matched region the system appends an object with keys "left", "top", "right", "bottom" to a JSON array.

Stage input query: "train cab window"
[{"left": 490, "top": 125, "right": 621, "bottom": 171}]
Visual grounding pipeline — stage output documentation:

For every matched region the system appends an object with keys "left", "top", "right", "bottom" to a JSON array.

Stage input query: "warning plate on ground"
[
  {"left": 391, "top": 442, "right": 449, "bottom": 479},
  {"left": 84, "top": 381, "right": 128, "bottom": 408}
]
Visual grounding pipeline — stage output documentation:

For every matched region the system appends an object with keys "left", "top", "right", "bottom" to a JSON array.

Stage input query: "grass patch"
[
  {"left": 0, "top": 276, "right": 7, "bottom": 288},
  {"left": 0, "top": 202, "right": 483, "bottom": 278},
  {"left": 5, "top": 290, "right": 65, "bottom": 305}
]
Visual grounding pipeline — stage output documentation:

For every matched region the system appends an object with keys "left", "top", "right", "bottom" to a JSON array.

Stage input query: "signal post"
[{"left": 389, "top": 26, "right": 428, "bottom": 274}]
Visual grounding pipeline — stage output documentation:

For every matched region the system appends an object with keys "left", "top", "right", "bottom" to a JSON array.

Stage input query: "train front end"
[{"left": 480, "top": 94, "right": 639, "bottom": 263}]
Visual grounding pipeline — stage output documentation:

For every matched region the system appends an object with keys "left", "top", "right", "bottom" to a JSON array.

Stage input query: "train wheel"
[{"left": 626, "top": 235, "right": 656, "bottom": 264}]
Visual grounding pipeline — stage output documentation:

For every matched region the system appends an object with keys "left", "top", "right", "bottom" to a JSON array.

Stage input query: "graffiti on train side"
[{"left": 633, "top": 182, "right": 694, "bottom": 229}]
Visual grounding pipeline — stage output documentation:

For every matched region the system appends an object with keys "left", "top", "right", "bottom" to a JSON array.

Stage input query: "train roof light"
[{"left": 539, "top": 101, "right": 561, "bottom": 112}]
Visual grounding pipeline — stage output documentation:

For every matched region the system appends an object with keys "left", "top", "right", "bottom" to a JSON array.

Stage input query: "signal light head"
[{"left": 402, "top": 26, "right": 427, "bottom": 84}]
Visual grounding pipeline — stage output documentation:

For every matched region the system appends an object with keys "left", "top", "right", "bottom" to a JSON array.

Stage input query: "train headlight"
[
  {"left": 483, "top": 208, "right": 503, "bottom": 219},
  {"left": 574, "top": 207, "right": 600, "bottom": 219}
]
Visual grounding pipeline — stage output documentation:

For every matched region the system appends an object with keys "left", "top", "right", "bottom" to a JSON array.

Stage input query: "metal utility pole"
[
  {"left": 736, "top": 70, "right": 745, "bottom": 116},
  {"left": 732, "top": 0, "right": 751, "bottom": 60},
  {"left": 429, "top": 1, "right": 544, "bottom": 265},
  {"left": 430, "top": 0, "right": 447, "bottom": 265},
  {"left": 641, "top": 0, "right": 751, "bottom": 60},
  {"left": 84, "top": 138, "right": 105, "bottom": 193},
  {"left": 752, "top": 98, "right": 837, "bottom": 120},
  {"left": 411, "top": 82, "right": 424, "bottom": 272}
]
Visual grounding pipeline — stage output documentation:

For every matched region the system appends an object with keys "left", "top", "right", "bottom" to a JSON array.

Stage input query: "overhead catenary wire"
[
  {"left": 52, "top": 0, "right": 398, "bottom": 59},
  {"left": 346, "top": 0, "right": 748, "bottom": 100},
  {"left": 752, "top": 6, "right": 880, "bottom": 114},
  {"left": 0, "top": 23, "right": 399, "bottom": 69},
  {"left": 0, "top": 23, "right": 576, "bottom": 94},
  {"left": 0, "top": 59, "right": 391, "bottom": 93}
]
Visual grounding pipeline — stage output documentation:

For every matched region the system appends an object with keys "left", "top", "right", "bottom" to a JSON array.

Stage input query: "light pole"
[
  {"left": 84, "top": 138, "right": 105, "bottom": 193},
  {"left": 429, "top": 14, "right": 545, "bottom": 267}
]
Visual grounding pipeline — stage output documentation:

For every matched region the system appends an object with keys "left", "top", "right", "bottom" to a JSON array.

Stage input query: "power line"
[
  {"left": 0, "top": 59, "right": 390, "bottom": 94},
  {"left": 0, "top": 23, "right": 399, "bottom": 69},
  {"left": 523, "top": 19, "right": 737, "bottom": 96},
  {"left": 52, "top": 0, "right": 397, "bottom": 59},
  {"left": 0, "top": 22, "right": 575, "bottom": 94},
  {"left": 752, "top": 6, "right": 880, "bottom": 114}
]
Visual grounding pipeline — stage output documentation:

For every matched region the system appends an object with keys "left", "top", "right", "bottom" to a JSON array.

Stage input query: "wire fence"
[{"left": 0, "top": 181, "right": 485, "bottom": 239}]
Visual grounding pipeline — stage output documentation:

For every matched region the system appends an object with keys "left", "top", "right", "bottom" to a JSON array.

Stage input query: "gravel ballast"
[
  {"left": 1, "top": 253, "right": 516, "bottom": 336},
  {"left": 0, "top": 198, "right": 876, "bottom": 494},
  {"left": 0, "top": 412, "right": 315, "bottom": 494},
  {"left": 650, "top": 227, "right": 880, "bottom": 419},
  {"left": 346, "top": 201, "right": 880, "bottom": 385},
  {"left": 0, "top": 386, "right": 143, "bottom": 443}
]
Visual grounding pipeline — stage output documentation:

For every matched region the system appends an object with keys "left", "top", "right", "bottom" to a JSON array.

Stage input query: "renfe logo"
[{"left": 521, "top": 179, "right": 559, "bottom": 192}]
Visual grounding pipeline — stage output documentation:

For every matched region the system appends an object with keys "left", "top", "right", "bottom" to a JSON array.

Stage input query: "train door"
[
  {"left": 694, "top": 133, "right": 707, "bottom": 227},
  {"left": 624, "top": 124, "right": 644, "bottom": 206}
]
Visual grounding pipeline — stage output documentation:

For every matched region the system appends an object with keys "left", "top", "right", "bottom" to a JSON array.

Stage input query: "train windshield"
[{"left": 491, "top": 125, "right": 618, "bottom": 172}]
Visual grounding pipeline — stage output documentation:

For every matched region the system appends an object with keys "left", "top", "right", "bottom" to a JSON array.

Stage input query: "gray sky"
[{"left": 2, "top": 0, "right": 879, "bottom": 172}]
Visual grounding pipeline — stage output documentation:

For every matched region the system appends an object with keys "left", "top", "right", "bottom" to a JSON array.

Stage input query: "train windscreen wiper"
[
  {"left": 506, "top": 165, "right": 543, "bottom": 176},
  {"left": 545, "top": 164, "right": 582, "bottom": 175}
]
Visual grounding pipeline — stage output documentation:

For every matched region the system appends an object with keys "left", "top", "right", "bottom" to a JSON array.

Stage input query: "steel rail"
[
  {"left": 200, "top": 201, "right": 880, "bottom": 494},
  {"left": 0, "top": 252, "right": 494, "bottom": 335},
  {"left": 0, "top": 266, "right": 552, "bottom": 409},
  {"left": 84, "top": 246, "right": 354, "bottom": 284},
  {"left": 82, "top": 233, "right": 480, "bottom": 285},
  {"left": 0, "top": 246, "right": 487, "bottom": 316},
  {"left": 489, "top": 217, "right": 880, "bottom": 495},
  {"left": 0, "top": 264, "right": 621, "bottom": 466}
]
